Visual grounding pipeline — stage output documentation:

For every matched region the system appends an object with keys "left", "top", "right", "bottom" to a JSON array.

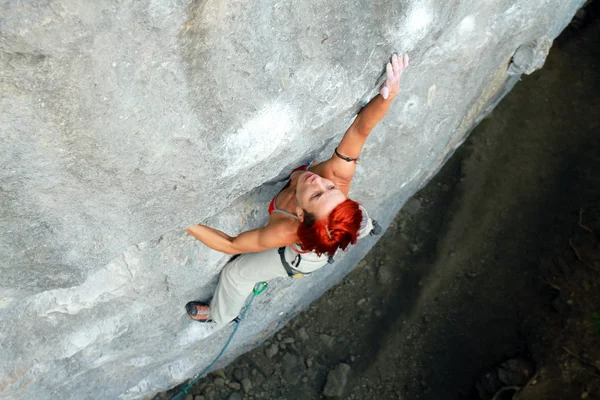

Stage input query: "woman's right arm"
[
  {"left": 318, "top": 53, "right": 409, "bottom": 190},
  {"left": 186, "top": 221, "right": 297, "bottom": 254}
]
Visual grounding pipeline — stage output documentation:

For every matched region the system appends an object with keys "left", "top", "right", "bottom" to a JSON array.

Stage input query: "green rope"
[{"left": 172, "top": 281, "right": 268, "bottom": 400}]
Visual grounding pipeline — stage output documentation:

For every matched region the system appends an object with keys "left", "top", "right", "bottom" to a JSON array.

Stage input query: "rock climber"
[{"left": 185, "top": 53, "right": 409, "bottom": 323}]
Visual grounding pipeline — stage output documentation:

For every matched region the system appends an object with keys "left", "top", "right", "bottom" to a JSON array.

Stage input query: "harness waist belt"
[{"left": 278, "top": 247, "right": 308, "bottom": 279}]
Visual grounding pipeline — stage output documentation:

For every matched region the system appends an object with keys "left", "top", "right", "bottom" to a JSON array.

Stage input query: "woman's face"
[{"left": 295, "top": 172, "right": 346, "bottom": 220}]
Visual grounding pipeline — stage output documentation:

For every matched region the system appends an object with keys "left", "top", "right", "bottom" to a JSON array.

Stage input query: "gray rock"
[
  {"left": 0, "top": 0, "right": 584, "bottom": 398},
  {"left": 296, "top": 327, "right": 310, "bottom": 341},
  {"left": 228, "top": 393, "right": 243, "bottom": 400},
  {"left": 265, "top": 343, "right": 279, "bottom": 359},
  {"left": 233, "top": 368, "right": 248, "bottom": 382},
  {"left": 214, "top": 378, "right": 226, "bottom": 388},
  {"left": 497, "top": 359, "right": 535, "bottom": 386},
  {"left": 250, "top": 370, "right": 266, "bottom": 388},
  {"left": 229, "top": 382, "right": 242, "bottom": 391},
  {"left": 241, "top": 378, "right": 252, "bottom": 393},
  {"left": 213, "top": 370, "right": 227, "bottom": 380},
  {"left": 508, "top": 38, "right": 553, "bottom": 75},
  {"left": 402, "top": 197, "right": 422, "bottom": 215},
  {"left": 281, "top": 353, "right": 307, "bottom": 385},
  {"left": 320, "top": 334, "right": 336, "bottom": 348},
  {"left": 323, "top": 364, "right": 352, "bottom": 397}
]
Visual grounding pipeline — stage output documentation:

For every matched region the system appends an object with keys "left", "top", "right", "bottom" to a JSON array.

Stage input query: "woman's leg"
[{"left": 210, "top": 247, "right": 288, "bottom": 324}]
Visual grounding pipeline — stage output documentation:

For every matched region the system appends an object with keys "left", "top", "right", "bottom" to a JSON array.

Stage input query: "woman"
[{"left": 185, "top": 53, "right": 409, "bottom": 323}]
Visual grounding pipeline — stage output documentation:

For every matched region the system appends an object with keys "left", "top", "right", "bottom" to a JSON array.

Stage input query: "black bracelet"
[{"left": 334, "top": 147, "right": 360, "bottom": 163}]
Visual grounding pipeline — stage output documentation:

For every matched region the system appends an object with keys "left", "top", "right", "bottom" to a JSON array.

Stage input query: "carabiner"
[{"left": 253, "top": 281, "right": 268, "bottom": 295}]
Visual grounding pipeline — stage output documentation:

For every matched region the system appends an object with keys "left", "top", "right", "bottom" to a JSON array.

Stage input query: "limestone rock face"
[{"left": 0, "top": 0, "right": 583, "bottom": 398}]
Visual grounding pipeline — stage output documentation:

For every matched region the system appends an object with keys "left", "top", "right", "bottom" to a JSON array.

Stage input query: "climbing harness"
[
  {"left": 172, "top": 281, "right": 268, "bottom": 400},
  {"left": 278, "top": 246, "right": 334, "bottom": 279}
]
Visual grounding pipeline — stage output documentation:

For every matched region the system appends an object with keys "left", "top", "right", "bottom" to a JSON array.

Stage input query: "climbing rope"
[{"left": 172, "top": 281, "right": 268, "bottom": 400}]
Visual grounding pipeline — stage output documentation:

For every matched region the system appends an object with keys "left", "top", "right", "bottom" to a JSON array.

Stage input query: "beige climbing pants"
[{"left": 209, "top": 245, "right": 330, "bottom": 324}]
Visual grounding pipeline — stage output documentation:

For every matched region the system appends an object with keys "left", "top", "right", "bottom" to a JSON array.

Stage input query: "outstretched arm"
[
  {"left": 318, "top": 53, "right": 409, "bottom": 189},
  {"left": 185, "top": 222, "right": 296, "bottom": 254},
  {"left": 351, "top": 53, "right": 409, "bottom": 134}
]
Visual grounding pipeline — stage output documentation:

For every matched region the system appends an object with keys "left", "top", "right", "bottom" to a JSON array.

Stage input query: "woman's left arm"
[
  {"left": 185, "top": 222, "right": 296, "bottom": 254},
  {"left": 315, "top": 53, "right": 409, "bottom": 189}
]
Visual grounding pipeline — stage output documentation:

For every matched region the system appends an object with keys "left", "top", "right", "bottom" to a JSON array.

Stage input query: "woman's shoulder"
[
  {"left": 309, "top": 160, "right": 352, "bottom": 196},
  {"left": 308, "top": 160, "right": 332, "bottom": 178},
  {"left": 266, "top": 215, "right": 300, "bottom": 242}
]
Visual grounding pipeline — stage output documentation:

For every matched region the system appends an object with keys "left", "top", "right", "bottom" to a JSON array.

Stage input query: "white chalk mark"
[
  {"left": 406, "top": 7, "right": 432, "bottom": 33},
  {"left": 59, "top": 313, "right": 131, "bottom": 359},
  {"left": 394, "top": 4, "right": 433, "bottom": 50},
  {"left": 427, "top": 84, "right": 437, "bottom": 106},
  {"left": 0, "top": 297, "right": 12, "bottom": 309},
  {"left": 29, "top": 244, "right": 142, "bottom": 317},
  {"left": 177, "top": 321, "right": 223, "bottom": 347},
  {"left": 458, "top": 16, "right": 475, "bottom": 35},
  {"left": 223, "top": 103, "right": 296, "bottom": 176}
]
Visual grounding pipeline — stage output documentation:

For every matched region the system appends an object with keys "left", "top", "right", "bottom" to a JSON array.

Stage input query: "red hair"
[{"left": 297, "top": 199, "right": 362, "bottom": 257}]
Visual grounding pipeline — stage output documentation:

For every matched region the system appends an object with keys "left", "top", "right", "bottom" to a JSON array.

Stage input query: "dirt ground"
[{"left": 155, "top": 4, "right": 600, "bottom": 400}]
